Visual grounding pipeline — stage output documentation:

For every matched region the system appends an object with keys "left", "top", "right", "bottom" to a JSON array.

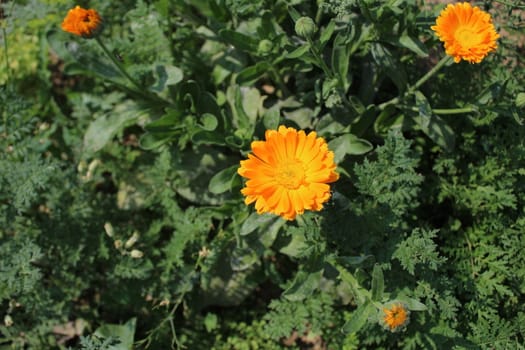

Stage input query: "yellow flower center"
[
  {"left": 454, "top": 25, "right": 482, "bottom": 49},
  {"left": 276, "top": 159, "right": 305, "bottom": 189}
]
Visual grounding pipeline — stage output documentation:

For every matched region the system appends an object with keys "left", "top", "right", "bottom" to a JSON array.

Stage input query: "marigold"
[
  {"left": 381, "top": 302, "right": 410, "bottom": 332},
  {"left": 61, "top": 6, "right": 103, "bottom": 38},
  {"left": 238, "top": 126, "right": 339, "bottom": 220},
  {"left": 431, "top": 2, "right": 499, "bottom": 63}
]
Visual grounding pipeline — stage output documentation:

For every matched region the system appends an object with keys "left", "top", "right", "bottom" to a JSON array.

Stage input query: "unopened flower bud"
[
  {"left": 104, "top": 222, "right": 114, "bottom": 237},
  {"left": 130, "top": 249, "right": 144, "bottom": 258},
  {"left": 4, "top": 315, "right": 13, "bottom": 327},
  {"left": 114, "top": 239, "right": 123, "bottom": 250},
  {"left": 295, "top": 16, "right": 317, "bottom": 38},
  {"left": 257, "top": 39, "right": 274, "bottom": 55},
  {"left": 125, "top": 231, "right": 139, "bottom": 249}
]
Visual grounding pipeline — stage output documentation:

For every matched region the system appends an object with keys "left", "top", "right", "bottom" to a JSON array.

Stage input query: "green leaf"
[
  {"left": 397, "top": 295, "right": 427, "bottom": 311},
  {"left": 198, "top": 113, "right": 219, "bottom": 131},
  {"left": 328, "top": 133, "right": 373, "bottom": 163},
  {"left": 240, "top": 212, "right": 280, "bottom": 236},
  {"left": 263, "top": 107, "right": 280, "bottom": 130},
  {"left": 219, "top": 29, "right": 258, "bottom": 52},
  {"left": 397, "top": 31, "right": 428, "bottom": 57},
  {"left": 283, "top": 269, "right": 323, "bottom": 301},
  {"left": 332, "top": 32, "right": 351, "bottom": 90},
  {"left": 93, "top": 318, "right": 136, "bottom": 350},
  {"left": 230, "top": 246, "right": 259, "bottom": 271},
  {"left": 284, "top": 44, "right": 310, "bottom": 59},
  {"left": 415, "top": 91, "right": 455, "bottom": 150},
  {"left": 139, "top": 130, "right": 176, "bottom": 150},
  {"left": 236, "top": 62, "right": 271, "bottom": 85},
  {"left": 515, "top": 92, "right": 525, "bottom": 108},
  {"left": 150, "top": 64, "right": 183, "bottom": 93},
  {"left": 371, "top": 264, "right": 384, "bottom": 301},
  {"left": 342, "top": 300, "right": 373, "bottom": 334},
  {"left": 371, "top": 43, "right": 407, "bottom": 92},
  {"left": 208, "top": 165, "right": 238, "bottom": 194},
  {"left": 83, "top": 102, "right": 147, "bottom": 155},
  {"left": 319, "top": 19, "right": 336, "bottom": 45}
]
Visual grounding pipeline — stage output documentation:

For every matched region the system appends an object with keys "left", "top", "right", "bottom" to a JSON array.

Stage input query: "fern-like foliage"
[
  {"left": 393, "top": 228, "right": 446, "bottom": 275},
  {"left": 0, "top": 238, "right": 42, "bottom": 300},
  {"left": 354, "top": 130, "right": 423, "bottom": 218}
]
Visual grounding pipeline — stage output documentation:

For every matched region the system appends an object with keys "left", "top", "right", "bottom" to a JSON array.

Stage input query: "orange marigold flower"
[
  {"left": 381, "top": 302, "right": 410, "bottom": 332},
  {"left": 238, "top": 126, "right": 339, "bottom": 220},
  {"left": 431, "top": 2, "right": 499, "bottom": 63},
  {"left": 61, "top": 6, "right": 103, "bottom": 38}
]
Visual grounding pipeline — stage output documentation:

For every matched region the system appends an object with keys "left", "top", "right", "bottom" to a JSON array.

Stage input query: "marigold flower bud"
[
  {"left": 257, "top": 39, "right": 274, "bottom": 55},
  {"left": 295, "top": 17, "right": 317, "bottom": 38}
]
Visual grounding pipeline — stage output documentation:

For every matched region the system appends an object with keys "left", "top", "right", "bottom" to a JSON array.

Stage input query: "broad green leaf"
[
  {"left": 371, "top": 264, "right": 384, "bottom": 301},
  {"left": 208, "top": 165, "right": 238, "bottom": 194},
  {"left": 230, "top": 246, "right": 258, "bottom": 271},
  {"left": 397, "top": 31, "right": 428, "bottom": 57},
  {"left": 397, "top": 295, "right": 427, "bottom": 311},
  {"left": 263, "top": 107, "right": 280, "bottom": 130},
  {"left": 342, "top": 300, "right": 373, "bottom": 334},
  {"left": 371, "top": 43, "right": 407, "bottom": 92},
  {"left": 150, "top": 64, "right": 183, "bottom": 93},
  {"left": 236, "top": 62, "right": 271, "bottom": 85},
  {"left": 94, "top": 318, "right": 136, "bottom": 350},
  {"left": 139, "top": 130, "right": 176, "bottom": 150},
  {"left": 332, "top": 32, "right": 351, "bottom": 90},
  {"left": 276, "top": 231, "right": 309, "bottom": 258},
  {"left": 219, "top": 29, "right": 258, "bottom": 52},
  {"left": 415, "top": 91, "right": 455, "bottom": 150},
  {"left": 283, "top": 269, "right": 323, "bottom": 301},
  {"left": 319, "top": 19, "right": 336, "bottom": 45},
  {"left": 328, "top": 134, "right": 373, "bottom": 163},
  {"left": 198, "top": 113, "right": 218, "bottom": 131},
  {"left": 83, "top": 102, "right": 147, "bottom": 155},
  {"left": 284, "top": 44, "right": 310, "bottom": 59},
  {"left": 240, "top": 212, "right": 279, "bottom": 236}
]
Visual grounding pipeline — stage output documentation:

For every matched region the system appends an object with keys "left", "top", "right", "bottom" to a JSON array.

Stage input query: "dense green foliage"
[{"left": 1, "top": 0, "right": 524, "bottom": 349}]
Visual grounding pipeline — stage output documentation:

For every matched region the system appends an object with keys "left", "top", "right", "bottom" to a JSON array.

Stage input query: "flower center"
[
  {"left": 275, "top": 159, "right": 305, "bottom": 189},
  {"left": 454, "top": 26, "right": 482, "bottom": 49}
]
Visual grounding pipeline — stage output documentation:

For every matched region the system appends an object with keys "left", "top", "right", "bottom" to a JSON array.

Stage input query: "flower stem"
[
  {"left": 379, "top": 55, "right": 453, "bottom": 110},
  {"left": 409, "top": 55, "right": 452, "bottom": 93},
  {"left": 432, "top": 106, "right": 477, "bottom": 115},
  {"left": 94, "top": 36, "right": 143, "bottom": 91},
  {"left": 2, "top": 27, "right": 10, "bottom": 83},
  {"left": 306, "top": 37, "right": 333, "bottom": 78}
]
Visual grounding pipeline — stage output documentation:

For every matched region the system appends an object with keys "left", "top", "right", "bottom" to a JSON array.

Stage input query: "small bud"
[
  {"left": 114, "top": 239, "right": 123, "bottom": 250},
  {"left": 125, "top": 231, "right": 139, "bottom": 249},
  {"left": 4, "top": 315, "right": 13, "bottom": 327},
  {"left": 295, "top": 16, "right": 317, "bottom": 38},
  {"left": 159, "top": 299, "right": 170, "bottom": 307},
  {"left": 130, "top": 249, "right": 144, "bottom": 258},
  {"left": 103, "top": 222, "right": 114, "bottom": 237},
  {"left": 257, "top": 39, "right": 274, "bottom": 55}
]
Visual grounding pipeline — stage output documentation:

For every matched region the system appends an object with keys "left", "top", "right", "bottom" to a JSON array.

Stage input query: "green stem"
[
  {"left": 269, "top": 62, "right": 291, "bottom": 97},
  {"left": 409, "top": 55, "right": 452, "bottom": 93},
  {"left": 379, "top": 55, "right": 453, "bottom": 110},
  {"left": 94, "top": 36, "right": 143, "bottom": 91},
  {"left": 306, "top": 37, "right": 333, "bottom": 78},
  {"left": 2, "top": 26, "right": 9, "bottom": 82},
  {"left": 432, "top": 106, "right": 476, "bottom": 115}
]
